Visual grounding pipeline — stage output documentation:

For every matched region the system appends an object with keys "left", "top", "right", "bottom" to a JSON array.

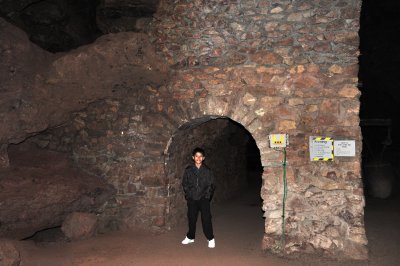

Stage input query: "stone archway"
[{"left": 163, "top": 116, "right": 263, "bottom": 229}]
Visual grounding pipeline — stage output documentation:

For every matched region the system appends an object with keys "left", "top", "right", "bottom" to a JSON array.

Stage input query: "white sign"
[
  {"left": 334, "top": 140, "right": 356, "bottom": 157},
  {"left": 309, "top": 137, "right": 334, "bottom": 161}
]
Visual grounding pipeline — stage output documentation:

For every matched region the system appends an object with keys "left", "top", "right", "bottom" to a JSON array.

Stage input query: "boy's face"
[{"left": 192, "top": 152, "right": 205, "bottom": 165}]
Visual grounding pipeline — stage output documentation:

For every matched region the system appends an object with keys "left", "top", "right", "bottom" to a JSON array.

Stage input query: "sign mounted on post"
[
  {"left": 334, "top": 140, "right": 356, "bottom": 157},
  {"left": 309, "top": 137, "right": 334, "bottom": 161}
]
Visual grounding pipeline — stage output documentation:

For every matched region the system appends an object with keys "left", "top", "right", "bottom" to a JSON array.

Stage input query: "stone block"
[
  {"left": 328, "top": 64, "right": 344, "bottom": 74},
  {"left": 339, "top": 85, "right": 360, "bottom": 98},
  {"left": 256, "top": 66, "right": 285, "bottom": 74},
  {"left": 292, "top": 74, "right": 322, "bottom": 90},
  {"left": 250, "top": 51, "right": 283, "bottom": 65},
  {"left": 225, "top": 52, "right": 247, "bottom": 65},
  {"left": 277, "top": 120, "right": 296, "bottom": 131},
  {"left": 288, "top": 98, "right": 304, "bottom": 106},
  {"left": 153, "top": 216, "right": 165, "bottom": 227},
  {"left": 310, "top": 234, "right": 333, "bottom": 250},
  {"left": 145, "top": 205, "right": 165, "bottom": 217},
  {"left": 316, "top": 114, "right": 339, "bottom": 126},
  {"left": 61, "top": 212, "right": 98, "bottom": 241},
  {"left": 320, "top": 99, "right": 339, "bottom": 114},
  {"left": 261, "top": 96, "right": 285, "bottom": 108},
  {"left": 287, "top": 12, "right": 304, "bottom": 22},
  {"left": 264, "top": 22, "right": 279, "bottom": 32},
  {"left": 242, "top": 93, "right": 257, "bottom": 106}
]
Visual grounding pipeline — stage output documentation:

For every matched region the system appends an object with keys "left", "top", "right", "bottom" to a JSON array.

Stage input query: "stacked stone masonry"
[
  {"left": 31, "top": 0, "right": 366, "bottom": 260},
  {"left": 149, "top": 0, "right": 367, "bottom": 259}
]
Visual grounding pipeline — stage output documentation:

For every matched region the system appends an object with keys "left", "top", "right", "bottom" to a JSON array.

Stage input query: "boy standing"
[{"left": 181, "top": 147, "right": 216, "bottom": 248}]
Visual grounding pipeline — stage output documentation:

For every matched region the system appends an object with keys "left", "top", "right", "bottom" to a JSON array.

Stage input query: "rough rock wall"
[
  {"left": 0, "top": 18, "right": 52, "bottom": 168},
  {"left": 0, "top": 17, "right": 168, "bottom": 158},
  {"left": 33, "top": 103, "right": 250, "bottom": 230},
  {"left": 0, "top": 145, "right": 115, "bottom": 239},
  {"left": 30, "top": 93, "right": 176, "bottom": 230},
  {"left": 0, "top": 17, "right": 169, "bottom": 235},
  {"left": 148, "top": 0, "right": 366, "bottom": 259}
]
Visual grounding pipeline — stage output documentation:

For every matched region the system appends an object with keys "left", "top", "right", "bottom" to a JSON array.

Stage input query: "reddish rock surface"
[
  {"left": 61, "top": 212, "right": 98, "bottom": 241},
  {"left": 0, "top": 145, "right": 115, "bottom": 239},
  {"left": 0, "top": 18, "right": 52, "bottom": 148},
  {"left": 0, "top": 239, "right": 20, "bottom": 266},
  {"left": 0, "top": 17, "right": 168, "bottom": 150}
]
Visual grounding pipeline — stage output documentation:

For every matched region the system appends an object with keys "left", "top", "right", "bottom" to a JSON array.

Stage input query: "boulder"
[{"left": 61, "top": 212, "right": 98, "bottom": 241}]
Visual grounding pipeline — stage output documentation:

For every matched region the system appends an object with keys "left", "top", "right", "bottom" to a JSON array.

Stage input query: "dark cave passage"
[
  {"left": 358, "top": 2, "right": 400, "bottom": 263},
  {"left": 359, "top": 0, "right": 400, "bottom": 203}
]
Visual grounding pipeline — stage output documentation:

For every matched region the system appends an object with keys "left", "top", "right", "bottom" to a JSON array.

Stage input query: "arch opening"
[{"left": 164, "top": 116, "right": 263, "bottom": 229}]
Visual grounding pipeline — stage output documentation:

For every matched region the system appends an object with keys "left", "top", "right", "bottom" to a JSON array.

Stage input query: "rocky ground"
[{"left": 10, "top": 186, "right": 400, "bottom": 266}]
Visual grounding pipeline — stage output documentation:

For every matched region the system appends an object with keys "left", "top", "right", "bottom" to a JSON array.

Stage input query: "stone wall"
[
  {"left": 148, "top": 0, "right": 366, "bottom": 259},
  {"left": 32, "top": 91, "right": 176, "bottom": 231},
  {"left": 31, "top": 0, "right": 366, "bottom": 260},
  {"left": 33, "top": 98, "right": 251, "bottom": 231}
]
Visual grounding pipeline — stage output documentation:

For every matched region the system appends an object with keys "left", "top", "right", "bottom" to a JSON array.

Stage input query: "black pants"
[{"left": 186, "top": 198, "right": 214, "bottom": 240}]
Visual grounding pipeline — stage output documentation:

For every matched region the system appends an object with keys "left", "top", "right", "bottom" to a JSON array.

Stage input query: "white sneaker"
[
  {"left": 181, "top": 236, "right": 194, "bottom": 245},
  {"left": 208, "top": 238, "right": 215, "bottom": 248}
]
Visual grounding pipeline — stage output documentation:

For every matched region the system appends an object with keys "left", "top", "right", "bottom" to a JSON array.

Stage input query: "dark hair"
[{"left": 192, "top": 147, "right": 205, "bottom": 156}]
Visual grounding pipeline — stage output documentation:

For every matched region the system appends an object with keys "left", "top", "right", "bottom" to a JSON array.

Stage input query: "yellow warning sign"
[
  {"left": 269, "top": 134, "right": 288, "bottom": 148},
  {"left": 309, "top": 137, "right": 334, "bottom": 161}
]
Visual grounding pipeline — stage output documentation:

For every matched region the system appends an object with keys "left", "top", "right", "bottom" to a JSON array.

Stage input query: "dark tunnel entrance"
[
  {"left": 359, "top": 0, "right": 400, "bottom": 200},
  {"left": 358, "top": 1, "right": 400, "bottom": 262},
  {"left": 164, "top": 116, "right": 263, "bottom": 230}
]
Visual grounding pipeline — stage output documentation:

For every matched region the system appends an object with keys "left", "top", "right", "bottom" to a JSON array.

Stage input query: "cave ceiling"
[{"left": 0, "top": 0, "right": 160, "bottom": 52}]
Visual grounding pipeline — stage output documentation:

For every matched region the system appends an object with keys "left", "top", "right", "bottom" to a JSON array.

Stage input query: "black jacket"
[{"left": 182, "top": 164, "right": 215, "bottom": 201}]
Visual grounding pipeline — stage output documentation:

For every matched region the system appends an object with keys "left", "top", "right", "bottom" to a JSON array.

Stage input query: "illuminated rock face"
[{"left": 0, "top": 0, "right": 366, "bottom": 259}]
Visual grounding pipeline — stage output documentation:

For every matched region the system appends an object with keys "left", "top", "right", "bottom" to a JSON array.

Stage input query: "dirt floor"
[{"left": 15, "top": 187, "right": 400, "bottom": 266}]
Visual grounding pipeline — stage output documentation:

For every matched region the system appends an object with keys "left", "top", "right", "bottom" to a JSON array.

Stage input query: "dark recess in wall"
[
  {"left": 359, "top": 0, "right": 400, "bottom": 197},
  {"left": 0, "top": 0, "right": 160, "bottom": 52},
  {"left": 359, "top": 0, "right": 400, "bottom": 146}
]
